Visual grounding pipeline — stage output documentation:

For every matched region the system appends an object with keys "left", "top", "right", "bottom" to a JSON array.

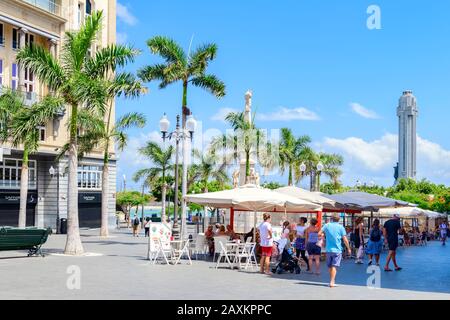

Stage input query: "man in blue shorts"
[{"left": 319, "top": 213, "right": 352, "bottom": 288}]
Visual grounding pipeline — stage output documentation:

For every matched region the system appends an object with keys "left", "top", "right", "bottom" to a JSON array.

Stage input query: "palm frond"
[
  {"left": 147, "top": 36, "right": 187, "bottom": 66},
  {"left": 10, "top": 95, "right": 65, "bottom": 146},
  {"left": 85, "top": 44, "right": 140, "bottom": 78},
  {"left": 16, "top": 44, "right": 66, "bottom": 91},
  {"left": 137, "top": 64, "right": 167, "bottom": 82},
  {"left": 115, "top": 112, "right": 146, "bottom": 131},
  {"left": 190, "top": 74, "right": 225, "bottom": 98},
  {"left": 107, "top": 73, "right": 148, "bottom": 99},
  {"left": 188, "top": 43, "right": 217, "bottom": 75},
  {"left": 68, "top": 11, "right": 103, "bottom": 71}
]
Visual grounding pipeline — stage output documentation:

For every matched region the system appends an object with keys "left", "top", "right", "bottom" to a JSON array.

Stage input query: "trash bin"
[{"left": 60, "top": 218, "right": 67, "bottom": 234}]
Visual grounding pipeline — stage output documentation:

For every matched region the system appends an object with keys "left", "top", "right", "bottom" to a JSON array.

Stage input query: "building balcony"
[
  {"left": 21, "top": 0, "right": 62, "bottom": 17},
  {"left": 23, "top": 91, "right": 38, "bottom": 106}
]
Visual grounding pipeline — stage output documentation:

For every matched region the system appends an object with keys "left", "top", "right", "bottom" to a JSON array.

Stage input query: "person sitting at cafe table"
[
  {"left": 216, "top": 225, "right": 227, "bottom": 236},
  {"left": 205, "top": 225, "right": 215, "bottom": 255},
  {"left": 226, "top": 225, "right": 240, "bottom": 241}
]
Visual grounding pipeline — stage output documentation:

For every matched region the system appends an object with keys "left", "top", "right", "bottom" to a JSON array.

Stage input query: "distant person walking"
[
  {"left": 144, "top": 217, "right": 151, "bottom": 237},
  {"left": 354, "top": 217, "right": 365, "bottom": 264},
  {"left": 319, "top": 213, "right": 351, "bottom": 288},
  {"left": 258, "top": 213, "right": 273, "bottom": 275},
  {"left": 367, "top": 219, "right": 383, "bottom": 266},
  {"left": 439, "top": 220, "right": 448, "bottom": 246},
  {"left": 132, "top": 214, "right": 140, "bottom": 237},
  {"left": 305, "top": 218, "right": 321, "bottom": 275},
  {"left": 383, "top": 214, "right": 402, "bottom": 272}
]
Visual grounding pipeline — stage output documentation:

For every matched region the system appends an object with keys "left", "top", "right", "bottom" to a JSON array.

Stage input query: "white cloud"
[
  {"left": 257, "top": 107, "right": 320, "bottom": 121},
  {"left": 116, "top": 32, "right": 128, "bottom": 44},
  {"left": 322, "top": 133, "right": 450, "bottom": 185},
  {"left": 350, "top": 102, "right": 380, "bottom": 119},
  {"left": 324, "top": 134, "right": 397, "bottom": 171},
  {"left": 117, "top": 3, "right": 138, "bottom": 26},
  {"left": 210, "top": 108, "right": 239, "bottom": 122}
]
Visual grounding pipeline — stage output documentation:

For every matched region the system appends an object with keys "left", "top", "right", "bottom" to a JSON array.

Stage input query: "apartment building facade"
[{"left": 0, "top": 0, "right": 117, "bottom": 230}]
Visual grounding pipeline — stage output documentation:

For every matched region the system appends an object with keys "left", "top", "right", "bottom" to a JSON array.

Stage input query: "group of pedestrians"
[{"left": 257, "top": 213, "right": 425, "bottom": 288}]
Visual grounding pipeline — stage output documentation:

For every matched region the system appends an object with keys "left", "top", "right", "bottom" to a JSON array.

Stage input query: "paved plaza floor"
[{"left": 0, "top": 229, "right": 449, "bottom": 300}]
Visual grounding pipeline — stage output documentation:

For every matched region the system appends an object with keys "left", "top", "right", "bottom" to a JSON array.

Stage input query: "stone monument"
[{"left": 395, "top": 90, "right": 418, "bottom": 182}]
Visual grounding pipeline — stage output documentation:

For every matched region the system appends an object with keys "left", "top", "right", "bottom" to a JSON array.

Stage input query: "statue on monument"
[
  {"left": 244, "top": 90, "right": 252, "bottom": 124},
  {"left": 232, "top": 169, "right": 240, "bottom": 188},
  {"left": 248, "top": 167, "right": 260, "bottom": 186}
]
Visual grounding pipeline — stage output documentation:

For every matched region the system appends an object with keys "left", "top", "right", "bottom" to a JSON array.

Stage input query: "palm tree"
[
  {"left": 316, "top": 152, "right": 344, "bottom": 191},
  {"left": 278, "top": 128, "right": 311, "bottom": 186},
  {"left": 190, "top": 149, "right": 228, "bottom": 192},
  {"left": 17, "top": 11, "right": 139, "bottom": 255},
  {"left": 138, "top": 36, "right": 226, "bottom": 125},
  {"left": 293, "top": 147, "right": 317, "bottom": 191},
  {"left": 0, "top": 89, "right": 63, "bottom": 228},
  {"left": 210, "top": 111, "right": 265, "bottom": 184},
  {"left": 138, "top": 36, "right": 225, "bottom": 235},
  {"left": 75, "top": 112, "right": 146, "bottom": 237},
  {"left": 133, "top": 142, "right": 174, "bottom": 223}
]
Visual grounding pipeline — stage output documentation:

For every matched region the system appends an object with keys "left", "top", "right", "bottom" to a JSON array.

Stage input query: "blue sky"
[{"left": 115, "top": 0, "right": 450, "bottom": 190}]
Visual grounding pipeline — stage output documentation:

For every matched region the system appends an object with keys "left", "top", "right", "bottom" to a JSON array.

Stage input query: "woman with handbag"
[{"left": 354, "top": 217, "right": 365, "bottom": 264}]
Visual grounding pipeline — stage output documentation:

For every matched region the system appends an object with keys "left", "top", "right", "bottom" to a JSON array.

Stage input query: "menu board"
[{"left": 148, "top": 223, "right": 172, "bottom": 253}]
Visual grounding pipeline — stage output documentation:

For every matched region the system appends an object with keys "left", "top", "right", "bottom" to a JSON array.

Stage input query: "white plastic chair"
[
  {"left": 244, "top": 243, "right": 258, "bottom": 270},
  {"left": 215, "top": 241, "right": 233, "bottom": 269},
  {"left": 172, "top": 240, "right": 192, "bottom": 265},
  {"left": 192, "top": 233, "right": 208, "bottom": 260},
  {"left": 233, "top": 243, "right": 250, "bottom": 270},
  {"left": 213, "top": 236, "right": 229, "bottom": 262},
  {"left": 151, "top": 239, "right": 173, "bottom": 265}
]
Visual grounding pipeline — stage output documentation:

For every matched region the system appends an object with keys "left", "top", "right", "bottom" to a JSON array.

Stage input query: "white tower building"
[{"left": 396, "top": 90, "right": 418, "bottom": 181}]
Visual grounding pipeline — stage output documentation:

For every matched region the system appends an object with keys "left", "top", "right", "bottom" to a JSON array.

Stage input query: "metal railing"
[{"left": 22, "top": 0, "right": 61, "bottom": 17}]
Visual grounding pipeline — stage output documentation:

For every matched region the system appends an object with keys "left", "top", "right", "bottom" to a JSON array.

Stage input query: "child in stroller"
[{"left": 271, "top": 237, "right": 301, "bottom": 275}]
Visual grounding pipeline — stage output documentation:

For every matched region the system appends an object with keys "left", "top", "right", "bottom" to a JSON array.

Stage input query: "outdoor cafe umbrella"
[
  {"left": 184, "top": 184, "right": 322, "bottom": 213},
  {"left": 274, "top": 186, "right": 345, "bottom": 211},
  {"left": 368, "top": 206, "right": 428, "bottom": 218},
  {"left": 325, "top": 191, "right": 412, "bottom": 212},
  {"left": 184, "top": 184, "right": 322, "bottom": 240}
]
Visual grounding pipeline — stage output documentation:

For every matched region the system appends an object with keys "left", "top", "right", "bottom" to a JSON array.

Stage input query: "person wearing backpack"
[
  {"left": 132, "top": 214, "right": 141, "bottom": 237},
  {"left": 367, "top": 219, "right": 383, "bottom": 266}
]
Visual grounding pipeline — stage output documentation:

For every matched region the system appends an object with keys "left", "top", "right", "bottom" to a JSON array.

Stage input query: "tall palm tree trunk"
[
  {"left": 310, "top": 171, "right": 315, "bottom": 191},
  {"left": 100, "top": 154, "right": 109, "bottom": 237},
  {"left": 180, "top": 81, "right": 189, "bottom": 238},
  {"left": 288, "top": 165, "right": 293, "bottom": 186},
  {"left": 64, "top": 105, "right": 84, "bottom": 255},
  {"left": 18, "top": 148, "right": 29, "bottom": 228}
]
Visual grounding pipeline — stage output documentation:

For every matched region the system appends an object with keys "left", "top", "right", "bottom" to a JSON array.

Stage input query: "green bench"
[{"left": 0, "top": 227, "right": 52, "bottom": 257}]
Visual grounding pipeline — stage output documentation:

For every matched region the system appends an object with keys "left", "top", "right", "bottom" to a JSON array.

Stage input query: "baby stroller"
[{"left": 272, "top": 246, "right": 301, "bottom": 275}]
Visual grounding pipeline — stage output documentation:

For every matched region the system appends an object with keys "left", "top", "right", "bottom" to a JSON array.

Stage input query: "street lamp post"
[
  {"left": 160, "top": 113, "right": 197, "bottom": 240},
  {"left": 316, "top": 161, "right": 324, "bottom": 192},
  {"left": 49, "top": 165, "right": 60, "bottom": 234},
  {"left": 299, "top": 162, "right": 323, "bottom": 192}
]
